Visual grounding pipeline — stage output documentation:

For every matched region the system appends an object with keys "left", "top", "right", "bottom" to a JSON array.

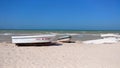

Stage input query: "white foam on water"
[{"left": 0, "top": 33, "right": 13, "bottom": 35}]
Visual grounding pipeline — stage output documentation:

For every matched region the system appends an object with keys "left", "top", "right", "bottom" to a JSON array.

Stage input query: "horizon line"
[{"left": 0, "top": 29, "right": 120, "bottom": 31}]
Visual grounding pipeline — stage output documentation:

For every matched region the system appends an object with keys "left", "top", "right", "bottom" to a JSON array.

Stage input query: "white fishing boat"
[
  {"left": 101, "top": 33, "right": 119, "bottom": 38},
  {"left": 83, "top": 37, "right": 118, "bottom": 44},
  {"left": 83, "top": 34, "right": 120, "bottom": 44},
  {"left": 57, "top": 35, "right": 71, "bottom": 42},
  {"left": 58, "top": 38, "right": 71, "bottom": 42},
  {"left": 12, "top": 35, "right": 56, "bottom": 44}
]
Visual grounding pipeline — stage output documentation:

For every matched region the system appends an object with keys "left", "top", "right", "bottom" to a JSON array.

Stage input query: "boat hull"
[
  {"left": 83, "top": 38, "right": 118, "bottom": 44},
  {"left": 12, "top": 35, "right": 56, "bottom": 44},
  {"left": 58, "top": 38, "right": 70, "bottom": 42}
]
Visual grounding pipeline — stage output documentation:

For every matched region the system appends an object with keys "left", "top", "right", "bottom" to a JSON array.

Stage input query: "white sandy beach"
[{"left": 0, "top": 42, "right": 120, "bottom": 68}]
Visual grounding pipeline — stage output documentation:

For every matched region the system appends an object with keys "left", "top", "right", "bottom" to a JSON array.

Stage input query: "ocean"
[{"left": 0, "top": 29, "right": 120, "bottom": 43}]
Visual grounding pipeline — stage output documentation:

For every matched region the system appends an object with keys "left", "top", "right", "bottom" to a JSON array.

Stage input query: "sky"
[{"left": 0, "top": 0, "right": 120, "bottom": 30}]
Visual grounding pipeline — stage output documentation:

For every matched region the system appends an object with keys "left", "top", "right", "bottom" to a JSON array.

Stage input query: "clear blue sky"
[{"left": 0, "top": 0, "right": 120, "bottom": 30}]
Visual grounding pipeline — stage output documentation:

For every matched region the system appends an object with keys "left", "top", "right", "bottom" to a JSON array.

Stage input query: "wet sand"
[{"left": 0, "top": 42, "right": 120, "bottom": 68}]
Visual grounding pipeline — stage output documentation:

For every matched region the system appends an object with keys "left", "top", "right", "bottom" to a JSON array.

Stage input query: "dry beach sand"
[{"left": 0, "top": 42, "right": 120, "bottom": 68}]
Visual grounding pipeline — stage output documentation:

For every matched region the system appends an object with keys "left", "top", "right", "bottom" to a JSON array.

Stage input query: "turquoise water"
[{"left": 0, "top": 29, "right": 120, "bottom": 35}]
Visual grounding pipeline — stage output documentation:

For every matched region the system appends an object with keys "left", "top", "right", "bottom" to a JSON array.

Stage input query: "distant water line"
[{"left": 0, "top": 29, "right": 120, "bottom": 35}]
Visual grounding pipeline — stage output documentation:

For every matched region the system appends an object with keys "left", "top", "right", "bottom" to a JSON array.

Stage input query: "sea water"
[{"left": 0, "top": 29, "right": 120, "bottom": 43}]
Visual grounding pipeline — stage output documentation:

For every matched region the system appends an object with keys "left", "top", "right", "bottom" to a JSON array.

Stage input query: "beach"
[
  {"left": 0, "top": 42, "right": 120, "bottom": 68},
  {"left": 0, "top": 30, "right": 120, "bottom": 68}
]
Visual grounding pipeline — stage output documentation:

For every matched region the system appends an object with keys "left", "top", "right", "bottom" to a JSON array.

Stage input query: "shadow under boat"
[{"left": 16, "top": 42, "right": 62, "bottom": 47}]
